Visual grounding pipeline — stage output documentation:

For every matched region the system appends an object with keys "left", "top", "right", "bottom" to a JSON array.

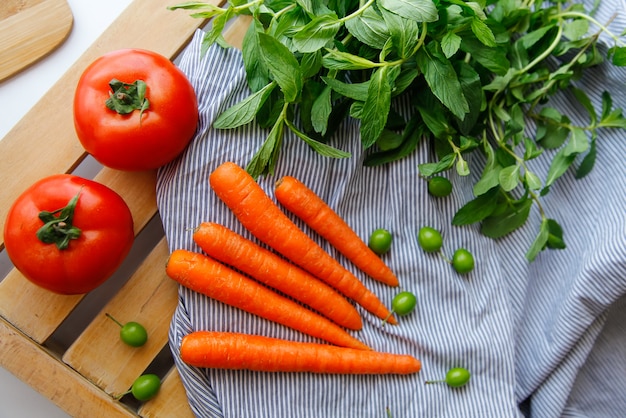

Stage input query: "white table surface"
[{"left": 0, "top": 1, "right": 133, "bottom": 416}]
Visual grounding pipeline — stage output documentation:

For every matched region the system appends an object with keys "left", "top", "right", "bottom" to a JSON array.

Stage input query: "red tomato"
[
  {"left": 73, "top": 49, "right": 198, "bottom": 171},
  {"left": 3, "top": 174, "right": 135, "bottom": 295}
]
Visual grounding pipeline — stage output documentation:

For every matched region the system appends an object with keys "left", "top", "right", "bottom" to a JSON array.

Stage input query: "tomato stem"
[{"left": 36, "top": 189, "right": 82, "bottom": 250}]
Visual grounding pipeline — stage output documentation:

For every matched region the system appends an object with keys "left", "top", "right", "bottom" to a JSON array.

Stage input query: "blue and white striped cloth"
[{"left": 156, "top": 4, "right": 626, "bottom": 417}]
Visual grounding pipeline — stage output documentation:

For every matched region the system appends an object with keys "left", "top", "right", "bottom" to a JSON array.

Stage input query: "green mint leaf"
[
  {"left": 322, "top": 76, "right": 369, "bottom": 101},
  {"left": 599, "top": 108, "right": 626, "bottom": 129},
  {"left": 523, "top": 137, "right": 543, "bottom": 160},
  {"left": 524, "top": 170, "right": 542, "bottom": 190},
  {"left": 472, "top": 140, "right": 499, "bottom": 196},
  {"left": 273, "top": 7, "right": 309, "bottom": 39},
  {"left": 563, "top": 127, "right": 589, "bottom": 156},
  {"left": 546, "top": 219, "right": 566, "bottom": 249},
  {"left": 463, "top": 1, "right": 487, "bottom": 19},
  {"left": 242, "top": 18, "right": 270, "bottom": 92},
  {"left": 285, "top": 120, "right": 351, "bottom": 158},
  {"left": 364, "top": 119, "right": 422, "bottom": 166},
  {"left": 246, "top": 114, "right": 285, "bottom": 179},
  {"left": 301, "top": 51, "right": 323, "bottom": 79},
  {"left": 416, "top": 97, "right": 452, "bottom": 139},
  {"left": 360, "top": 66, "right": 392, "bottom": 148},
  {"left": 575, "top": 138, "right": 597, "bottom": 179},
  {"left": 455, "top": 62, "right": 483, "bottom": 135},
  {"left": 393, "top": 68, "right": 420, "bottom": 96},
  {"left": 470, "top": 16, "right": 496, "bottom": 47},
  {"left": 456, "top": 156, "right": 470, "bottom": 176},
  {"left": 292, "top": 14, "right": 341, "bottom": 53},
  {"left": 322, "top": 49, "right": 379, "bottom": 70},
  {"left": 378, "top": 0, "right": 438, "bottom": 23},
  {"left": 571, "top": 87, "right": 597, "bottom": 125},
  {"left": 517, "top": 24, "right": 556, "bottom": 50},
  {"left": 202, "top": 6, "right": 233, "bottom": 53},
  {"left": 460, "top": 37, "right": 510, "bottom": 76},
  {"left": 258, "top": 33, "right": 302, "bottom": 103},
  {"left": 601, "top": 91, "right": 613, "bottom": 120},
  {"left": 483, "top": 68, "right": 515, "bottom": 93},
  {"left": 418, "top": 153, "right": 456, "bottom": 176},
  {"left": 526, "top": 217, "right": 550, "bottom": 261},
  {"left": 480, "top": 198, "right": 532, "bottom": 239},
  {"left": 311, "top": 85, "right": 332, "bottom": 135},
  {"left": 562, "top": 18, "right": 589, "bottom": 41},
  {"left": 498, "top": 164, "right": 520, "bottom": 191},
  {"left": 545, "top": 147, "right": 576, "bottom": 187},
  {"left": 474, "top": 164, "right": 501, "bottom": 196},
  {"left": 452, "top": 187, "right": 499, "bottom": 226},
  {"left": 350, "top": 101, "right": 364, "bottom": 119},
  {"left": 536, "top": 111, "right": 570, "bottom": 149},
  {"left": 213, "top": 82, "right": 276, "bottom": 129},
  {"left": 379, "top": 7, "right": 420, "bottom": 59},
  {"left": 299, "top": 80, "right": 323, "bottom": 133},
  {"left": 344, "top": 7, "right": 390, "bottom": 50},
  {"left": 416, "top": 41, "right": 469, "bottom": 120},
  {"left": 610, "top": 46, "right": 626, "bottom": 66},
  {"left": 375, "top": 129, "right": 404, "bottom": 151},
  {"left": 168, "top": 2, "right": 223, "bottom": 12},
  {"left": 441, "top": 31, "right": 462, "bottom": 58},
  {"left": 295, "top": 0, "right": 315, "bottom": 14}
]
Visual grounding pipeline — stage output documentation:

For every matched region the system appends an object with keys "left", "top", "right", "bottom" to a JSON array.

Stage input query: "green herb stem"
[
  {"left": 232, "top": 0, "right": 263, "bottom": 14},
  {"left": 410, "top": 22, "right": 429, "bottom": 57},
  {"left": 518, "top": 24, "right": 564, "bottom": 75},
  {"left": 272, "top": 3, "right": 296, "bottom": 20},
  {"left": 557, "top": 11, "right": 622, "bottom": 45},
  {"left": 339, "top": 0, "right": 376, "bottom": 24}
]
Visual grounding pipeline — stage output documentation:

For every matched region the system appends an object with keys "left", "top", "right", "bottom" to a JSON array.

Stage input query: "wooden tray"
[{"left": 0, "top": 1, "right": 248, "bottom": 416}]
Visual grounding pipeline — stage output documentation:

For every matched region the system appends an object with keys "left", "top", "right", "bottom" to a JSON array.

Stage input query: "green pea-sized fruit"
[
  {"left": 418, "top": 227, "right": 443, "bottom": 253},
  {"left": 445, "top": 367, "right": 471, "bottom": 387},
  {"left": 391, "top": 291, "right": 417, "bottom": 316},
  {"left": 427, "top": 176, "right": 453, "bottom": 197},
  {"left": 369, "top": 228, "right": 393, "bottom": 255},
  {"left": 382, "top": 291, "right": 417, "bottom": 326},
  {"left": 425, "top": 367, "right": 471, "bottom": 388},
  {"left": 452, "top": 248, "right": 475, "bottom": 274},
  {"left": 106, "top": 313, "right": 148, "bottom": 347},
  {"left": 130, "top": 374, "right": 161, "bottom": 401}
]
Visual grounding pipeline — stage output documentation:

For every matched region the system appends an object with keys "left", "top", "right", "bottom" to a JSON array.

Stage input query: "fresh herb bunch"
[{"left": 170, "top": 0, "right": 626, "bottom": 261}]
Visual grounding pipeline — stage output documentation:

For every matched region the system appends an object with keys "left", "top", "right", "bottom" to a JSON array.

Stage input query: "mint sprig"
[{"left": 170, "top": 0, "right": 626, "bottom": 261}]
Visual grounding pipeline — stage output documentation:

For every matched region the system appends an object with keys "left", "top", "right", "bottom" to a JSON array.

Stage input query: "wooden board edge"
[
  {"left": 0, "top": 316, "right": 137, "bottom": 418},
  {"left": 0, "top": 0, "right": 74, "bottom": 82}
]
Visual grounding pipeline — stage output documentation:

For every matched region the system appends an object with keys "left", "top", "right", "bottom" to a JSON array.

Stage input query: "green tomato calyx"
[
  {"left": 36, "top": 189, "right": 82, "bottom": 250},
  {"left": 106, "top": 78, "right": 150, "bottom": 123}
]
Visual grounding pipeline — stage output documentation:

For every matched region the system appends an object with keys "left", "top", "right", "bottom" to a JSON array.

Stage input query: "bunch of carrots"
[{"left": 166, "top": 161, "right": 421, "bottom": 375}]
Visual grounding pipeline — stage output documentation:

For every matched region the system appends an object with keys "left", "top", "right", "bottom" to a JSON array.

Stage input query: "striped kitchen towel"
[{"left": 156, "top": 4, "right": 626, "bottom": 417}]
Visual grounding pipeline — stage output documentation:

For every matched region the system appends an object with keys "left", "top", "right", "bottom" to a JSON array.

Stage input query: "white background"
[{"left": 0, "top": 1, "right": 133, "bottom": 417}]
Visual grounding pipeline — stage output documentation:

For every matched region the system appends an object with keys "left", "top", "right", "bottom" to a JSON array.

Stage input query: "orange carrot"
[
  {"left": 275, "top": 175, "right": 399, "bottom": 287},
  {"left": 180, "top": 331, "right": 421, "bottom": 374},
  {"left": 166, "top": 249, "right": 369, "bottom": 350},
  {"left": 209, "top": 162, "right": 397, "bottom": 325},
  {"left": 193, "top": 222, "right": 363, "bottom": 330}
]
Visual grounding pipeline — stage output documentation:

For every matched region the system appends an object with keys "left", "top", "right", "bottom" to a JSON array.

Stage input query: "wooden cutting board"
[{"left": 0, "top": 0, "right": 73, "bottom": 82}]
